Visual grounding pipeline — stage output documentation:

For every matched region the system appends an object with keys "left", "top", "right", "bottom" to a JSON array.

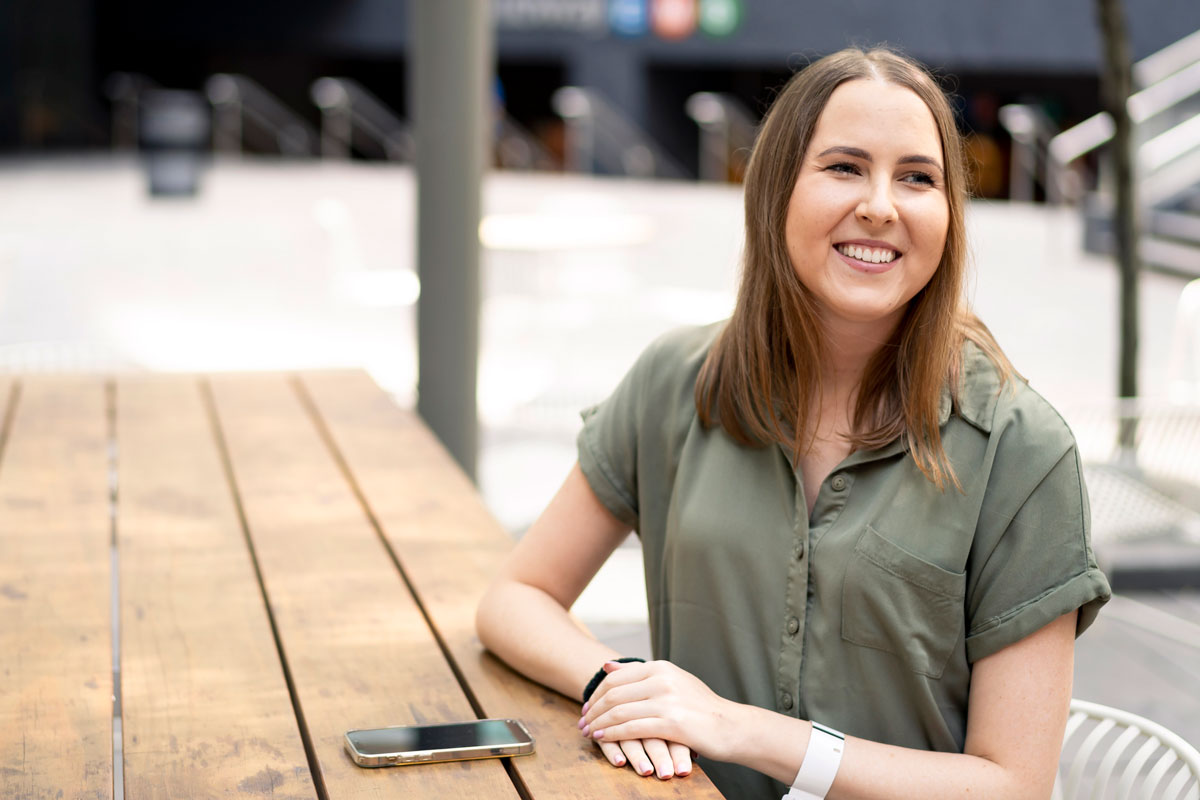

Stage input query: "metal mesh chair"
[{"left": 1053, "top": 698, "right": 1200, "bottom": 800}]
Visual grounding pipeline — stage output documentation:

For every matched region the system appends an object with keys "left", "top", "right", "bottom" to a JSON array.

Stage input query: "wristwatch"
[{"left": 783, "top": 722, "right": 845, "bottom": 800}]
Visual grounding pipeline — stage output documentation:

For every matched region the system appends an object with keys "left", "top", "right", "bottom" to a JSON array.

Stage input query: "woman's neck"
[{"left": 818, "top": 311, "right": 901, "bottom": 396}]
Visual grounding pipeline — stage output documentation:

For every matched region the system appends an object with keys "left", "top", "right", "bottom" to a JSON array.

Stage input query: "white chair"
[{"left": 1053, "top": 698, "right": 1200, "bottom": 800}]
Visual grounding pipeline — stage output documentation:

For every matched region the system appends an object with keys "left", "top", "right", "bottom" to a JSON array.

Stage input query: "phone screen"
[{"left": 347, "top": 719, "right": 531, "bottom": 756}]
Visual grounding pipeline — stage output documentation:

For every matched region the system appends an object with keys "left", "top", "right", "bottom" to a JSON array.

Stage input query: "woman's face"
[{"left": 784, "top": 79, "right": 949, "bottom": 336}]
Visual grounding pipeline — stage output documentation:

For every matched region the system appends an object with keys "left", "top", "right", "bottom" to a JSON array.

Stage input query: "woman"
[{"left": 476, "top": 47, "right": 1110, "bottom": 799}]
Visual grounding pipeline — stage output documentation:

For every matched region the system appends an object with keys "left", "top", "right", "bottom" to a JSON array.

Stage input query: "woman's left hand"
[{"left": 579, "top": 660, "right": 740, "bottom": 762}]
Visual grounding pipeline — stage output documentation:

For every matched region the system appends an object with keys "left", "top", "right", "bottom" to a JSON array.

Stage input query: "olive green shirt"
[{"left": 577, "top": 322, "right": 1111, "bottom": 800}]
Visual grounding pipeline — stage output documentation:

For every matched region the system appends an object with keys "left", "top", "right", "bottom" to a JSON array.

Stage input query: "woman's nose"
[{"left": 856, "top": 179, "right": 898, "bottom": 226}]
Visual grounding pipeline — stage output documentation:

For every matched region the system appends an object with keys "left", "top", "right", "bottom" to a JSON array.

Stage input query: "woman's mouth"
[{"left": 834, "top": 243, "right": 901, "bottom": 273}]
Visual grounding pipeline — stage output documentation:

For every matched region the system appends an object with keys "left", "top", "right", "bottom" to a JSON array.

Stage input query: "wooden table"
[{"left": 0, "top": 372, "right": 724, "bottom": 799}]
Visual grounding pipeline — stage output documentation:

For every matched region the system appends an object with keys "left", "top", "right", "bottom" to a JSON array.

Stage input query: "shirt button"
[
  {"left": 787, "top": 616, "right": 800, "bottom": 636},
  {"left": 831, "top": 474, "right": 848, "bottom": 492},
  {"left": 794, "top": 539, "right": 806, "bottom": 560},
  {"left": 781, "top": 692, "right": 794, "bottom": 710}
]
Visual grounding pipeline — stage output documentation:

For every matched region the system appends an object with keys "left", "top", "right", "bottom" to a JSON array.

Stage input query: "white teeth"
[{"left": 837, "top": 244, "right": 897, "bottom": 264}]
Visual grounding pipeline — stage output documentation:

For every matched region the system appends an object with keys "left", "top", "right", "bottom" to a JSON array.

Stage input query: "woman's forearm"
[
  {"left": 728, "top": 704, "right": 1038, "bottom": 800},
  {"left": 476, "top": 578, "right": 622, "bottom": 702}
]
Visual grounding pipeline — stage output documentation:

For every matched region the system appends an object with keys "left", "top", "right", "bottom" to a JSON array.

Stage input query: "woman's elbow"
[{"left": 474, "top": 579, "right": 503, "bottom": 652}]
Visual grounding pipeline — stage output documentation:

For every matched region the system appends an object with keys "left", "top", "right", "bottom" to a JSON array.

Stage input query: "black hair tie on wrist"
[{"left": 582, "top": 657, "right": 645, "bottom": 704}]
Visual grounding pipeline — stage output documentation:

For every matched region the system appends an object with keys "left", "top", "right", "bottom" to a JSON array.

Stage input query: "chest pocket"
[{"left": 841, "top": 524, "right": 966, "bottom": 679}]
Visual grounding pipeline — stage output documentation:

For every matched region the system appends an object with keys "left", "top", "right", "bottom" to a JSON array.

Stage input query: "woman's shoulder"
[
  {"left": 639, "top": 321, "right": 725, "bottom": 369},
  {"left": 626, "top": 321, "right": 725, "bottom": 400},
  {"left": 957, "top": 339, "right": 1077, "bottom": 458}
]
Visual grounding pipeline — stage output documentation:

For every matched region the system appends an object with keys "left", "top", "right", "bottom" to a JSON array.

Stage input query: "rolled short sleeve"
[{"left": 966, "top": 439, "right": 1111, "bottom": 663}]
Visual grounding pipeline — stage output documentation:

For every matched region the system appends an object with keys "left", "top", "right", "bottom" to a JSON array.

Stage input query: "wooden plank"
[
  {"left": 207, "top": 374, "right": 519, "bottom": 800},
  {"left": 0, "top": 378, "right": 113, "bottom": 800},
  {"left": 116, "top": 376, "right": 316, "bottom": 799},
  {"left": 299, "top": 370, "right": 726, "bottom": 799}
]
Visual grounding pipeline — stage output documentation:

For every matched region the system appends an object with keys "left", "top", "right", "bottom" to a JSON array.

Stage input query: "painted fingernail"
[
  {"left": 639, "top": 762, "right": 653, "bottom": 776},
  {"left": 582, "top": 701, "right": 590, "bottom": 713},
  {"left": 577, "top": 717, "right": 586, "bottom": 729},
  {"left": 658, "top": 768, "right": 672, "bottom": 779},
  {"left": 581, "top": 725, "right": 589, "bottom": 736},
  {"left": 592, "top": 729, "right": 604, "bottom": 739},
  {"left": 677, "top": 767, "right": 691, "bottom": 776},
  {"left": 614, "top": 757, "right": 626, "bottom": 767}
]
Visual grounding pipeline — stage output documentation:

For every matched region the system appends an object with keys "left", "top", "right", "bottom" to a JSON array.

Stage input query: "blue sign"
[{"left": 609, "top": 0, "right": 649, "bottom": 36}]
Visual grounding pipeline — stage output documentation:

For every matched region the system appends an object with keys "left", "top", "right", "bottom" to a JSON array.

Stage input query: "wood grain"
[
  {"left": 116, "top": 376, "right": 316, "bottom": 799},
  {"left": 0, "top": 378, "right": 113, "bottom": 800},
  {"left": 207, "top": 374, "right": 519, "bottom": 800},
  {"left": 298, "top": 370, "right": 726, "bottom": 799}
]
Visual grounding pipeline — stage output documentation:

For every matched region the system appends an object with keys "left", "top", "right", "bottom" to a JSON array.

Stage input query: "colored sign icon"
[
  {"left": 698, "top": 0, "right": 741, "bottom": 37},
  {"left": 610, "top": 0, "right": 649, "bottom": 36},
  {"left": 652, "top": 0, "right": 697, "bottom": 40}
]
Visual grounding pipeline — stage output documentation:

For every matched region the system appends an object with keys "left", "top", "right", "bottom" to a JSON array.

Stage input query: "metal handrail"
[
  {"left": 103, "top": 72, "right": 159, "bottom": 150},
  {"left": 205, "top": 74, "right": 317, "bottom": 156},
  {"left": 998, "top": 103, "right": 1083, "bottom": 203},
  {"left": 1050, "top": 59, "right": 1200, "bottom": 166},
  {"left": 686, "top": 91, "right": 757, "bottom": 182},
  {"left": 495, "top": 113, "right": 558, "bottom": 170},
  {"left": 1141, "top": 114, "right": 1200, "bottom": 207},
  {"left": 996, "top": 29, "right": 1200, "bottom": 208},
  {"left": 1135, "top": 27, "right": 1200, "bottom": 87},
  {"left": 552, "top": 86, "right": 687, "bottom": 179},
  {"left": 310, "top": 77, "right": 414, "bottom": 161}
]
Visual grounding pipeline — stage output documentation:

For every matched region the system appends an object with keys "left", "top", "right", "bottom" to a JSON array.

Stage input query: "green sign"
[{"left": 698, "top": 0, "right": 742, "bottom": 37}]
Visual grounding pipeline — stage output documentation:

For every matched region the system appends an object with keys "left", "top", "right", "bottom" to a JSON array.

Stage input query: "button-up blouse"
[{"left": 577, "top": 322, "right": 1111, "bottom": 800}]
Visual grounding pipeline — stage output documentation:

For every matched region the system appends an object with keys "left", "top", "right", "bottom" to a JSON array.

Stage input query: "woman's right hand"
[{"left": 595, "top": 737, "right": 693, "bottom": 780}]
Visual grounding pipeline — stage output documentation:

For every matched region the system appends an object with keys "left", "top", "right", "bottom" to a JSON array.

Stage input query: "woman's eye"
[
  {"left": 904, "top": 171, "right": 936, "bottom": 186},
  {"left": 825, "top": 162, "right": 860, "bottom": 175}
]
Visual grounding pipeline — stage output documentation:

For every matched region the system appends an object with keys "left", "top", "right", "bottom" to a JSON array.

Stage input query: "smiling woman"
[{"left": 476, "top": 46, "right": 1111, "bottom": 800}]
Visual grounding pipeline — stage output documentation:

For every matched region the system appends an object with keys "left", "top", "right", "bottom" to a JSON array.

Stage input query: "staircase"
[{"left": 1000, "top": 29, "right": 1200, "bottom": 278}]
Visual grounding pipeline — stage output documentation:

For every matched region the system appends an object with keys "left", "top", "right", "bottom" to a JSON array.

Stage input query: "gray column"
[{"left": 411, "top": 1, "right": 492, "bottom": 481}]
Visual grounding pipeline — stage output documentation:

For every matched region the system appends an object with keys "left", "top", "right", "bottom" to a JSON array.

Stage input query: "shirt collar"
[{"left": 778, "top": 339, "right": 1005, "bottom": 473}]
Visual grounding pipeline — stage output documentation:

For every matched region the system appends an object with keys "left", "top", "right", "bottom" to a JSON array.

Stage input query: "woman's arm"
[
  {"left": 581, "top": 609, "right": 1078, "bottom": 799},
  {"left": 476, "top": 463, "right": 694, "bottom": 778},
  {"left": 476, "top": 462, "right": 630, "bottom": 696}
]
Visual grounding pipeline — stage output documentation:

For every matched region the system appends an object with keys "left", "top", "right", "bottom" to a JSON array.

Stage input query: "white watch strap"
[{"left": 783, "top": 722, "right": 845, "bottom": 800}]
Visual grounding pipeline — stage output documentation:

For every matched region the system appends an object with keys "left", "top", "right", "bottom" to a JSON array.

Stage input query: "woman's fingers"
[
  {"left": 597, "top": 740, "right": 627, "bottom": 768},
  {"left": 617, "top": 739, "right": 654, "bottom": 777},
  {"left": 592, "top": 735, "right": 689, "bottom": 780},
  {"left": 585, "top": 698, "right": 660, "bottom": 737},
  {"left": 641, "top": 738, "right": 676, "bottom": 780},
  {"left": 667, "top": 741, "right": 693, "bottom": 777}
]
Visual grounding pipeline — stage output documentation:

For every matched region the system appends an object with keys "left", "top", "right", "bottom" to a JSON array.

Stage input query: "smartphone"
[{"left": 344, "top": 718, "right": 535, "bottom": 767}]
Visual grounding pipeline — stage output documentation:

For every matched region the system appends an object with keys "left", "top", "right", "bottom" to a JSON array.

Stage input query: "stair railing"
[
  {"left": 205, "top": 74, "right": 317, "bottom": 157},
  {"left": 552, "top": 86, "right": 687, "bottom": 179},
  {"left": 310, "top": 77, "right": 414, "bottom": 161},
  {"left": 686, "top": 91, "right": 757, "bottom": 182},
  {"left": 103, "top": 72, "right": 158, "bottom": 151}
]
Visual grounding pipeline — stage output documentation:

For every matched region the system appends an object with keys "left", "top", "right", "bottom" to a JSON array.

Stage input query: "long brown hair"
[{"left": 695, "top": 47, "right": 1013, "bottom": 489}]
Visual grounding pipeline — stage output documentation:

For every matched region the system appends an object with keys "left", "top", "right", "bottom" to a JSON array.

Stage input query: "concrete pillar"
[{"left": 410, "top": 1, "right": 492, "bottom": 481}]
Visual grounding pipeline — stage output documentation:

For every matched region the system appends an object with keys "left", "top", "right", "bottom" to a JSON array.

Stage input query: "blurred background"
[{"left": 2, "top": 0, "right": 1199, "bottom": 743}]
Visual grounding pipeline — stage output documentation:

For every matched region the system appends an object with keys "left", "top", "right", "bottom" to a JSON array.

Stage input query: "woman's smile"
[{"left": 833, "top": 239, "right": 902, "bottom": 273}]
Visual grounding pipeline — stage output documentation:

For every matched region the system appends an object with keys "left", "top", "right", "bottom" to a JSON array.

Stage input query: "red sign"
[{"left": 652, "top": 0, "right": 697, "bottom": 40}]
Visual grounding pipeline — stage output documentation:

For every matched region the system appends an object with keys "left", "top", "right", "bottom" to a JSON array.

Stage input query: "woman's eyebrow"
[
  {"left": 898, "top": 154, "right": 945, "bottom": 176},
  {"left": 815, "top": 146, "right": 945, "bottom": 176}
]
